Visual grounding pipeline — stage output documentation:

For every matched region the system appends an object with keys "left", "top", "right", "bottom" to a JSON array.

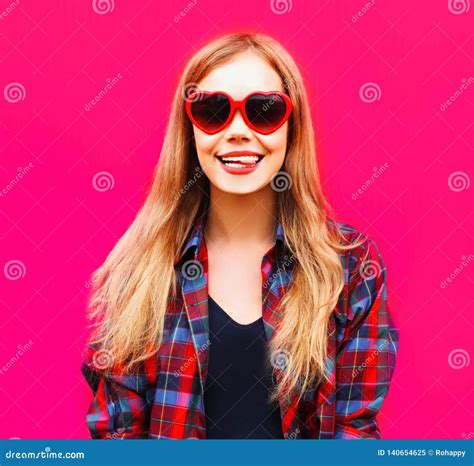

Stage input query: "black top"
[{"left": 203, "top": 295, "right": 284, "bottom": 439}]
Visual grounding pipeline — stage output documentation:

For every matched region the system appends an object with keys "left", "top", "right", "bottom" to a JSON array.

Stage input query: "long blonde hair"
[{"left": 87, "top": 32, "right": 364, "bottom": 403}]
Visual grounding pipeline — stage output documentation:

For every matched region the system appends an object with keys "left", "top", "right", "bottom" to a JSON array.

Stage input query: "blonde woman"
[{"left": 81, "top": 32, "right": 399, "bottom": 440}]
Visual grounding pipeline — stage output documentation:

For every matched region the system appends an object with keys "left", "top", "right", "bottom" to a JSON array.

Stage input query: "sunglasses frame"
[{"left": 185, "top": 90, "right": 293, "bottom": 135}]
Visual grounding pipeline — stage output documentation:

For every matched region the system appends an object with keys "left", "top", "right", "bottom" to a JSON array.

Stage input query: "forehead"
[{"left": 198, "top": 51, "right": 283, "bottom": 98}]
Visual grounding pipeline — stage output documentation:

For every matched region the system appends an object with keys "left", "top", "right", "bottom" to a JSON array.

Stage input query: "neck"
[{"left": 204, "top": 184, "right": 278, "bottom": 249}]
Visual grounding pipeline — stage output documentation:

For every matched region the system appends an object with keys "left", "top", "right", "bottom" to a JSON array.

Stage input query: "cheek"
[
  {"left": 194, "top": 129, "right": 218, "bottom": 158},
  {"left": 260, "top": 126, "right": 288, "bottom": 159},
  {"left": 193, "top": 130, "right": 220, "bottom": 176}
]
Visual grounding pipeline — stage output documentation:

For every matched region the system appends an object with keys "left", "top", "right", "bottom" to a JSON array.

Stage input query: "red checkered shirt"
[{"left": 81, "top": 215, "right": 399, "bottom": 439}]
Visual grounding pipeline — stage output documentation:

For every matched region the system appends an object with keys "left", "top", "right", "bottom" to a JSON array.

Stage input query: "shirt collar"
[{"left": 174, "top": 213, "right": 286, "bottom": 268}]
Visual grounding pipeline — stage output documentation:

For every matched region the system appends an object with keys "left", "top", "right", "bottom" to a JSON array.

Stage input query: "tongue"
[{"left": 223, "top": 159, "right": 256, "bottom": 166}]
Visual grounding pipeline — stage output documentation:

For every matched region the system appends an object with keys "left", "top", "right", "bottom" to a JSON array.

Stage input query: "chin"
[{"left": 214, "top": 179, "right": 269, "bottom": 195}]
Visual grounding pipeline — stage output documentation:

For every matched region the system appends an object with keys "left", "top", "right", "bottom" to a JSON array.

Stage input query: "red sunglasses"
[{"left": 185, "top": 90, "right": 293, "bottom": 135}]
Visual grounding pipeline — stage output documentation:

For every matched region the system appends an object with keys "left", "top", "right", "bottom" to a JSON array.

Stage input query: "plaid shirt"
[{"left": 81, "top": 215, "right": 399, "bottom": 439}]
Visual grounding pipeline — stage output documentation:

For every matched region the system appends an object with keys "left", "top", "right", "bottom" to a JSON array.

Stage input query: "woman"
[{"left": 81, "top": 32, "right": 399, "bottom": 440}]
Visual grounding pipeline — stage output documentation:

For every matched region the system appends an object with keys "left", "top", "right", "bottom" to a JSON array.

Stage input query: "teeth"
[
  {"left": 225, "top": 162, "right": 256, "bottom": 168},
  {"left": 220, "top": 155, "right": 260, "bottom": 162}
]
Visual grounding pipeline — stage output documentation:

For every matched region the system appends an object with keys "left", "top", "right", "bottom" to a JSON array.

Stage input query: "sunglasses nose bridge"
[{"left": 224, "top": 101, "right": 252, "bottom": 136}]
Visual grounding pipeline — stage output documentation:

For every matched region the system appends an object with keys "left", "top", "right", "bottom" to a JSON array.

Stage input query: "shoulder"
[
  {"left": 330, "top": 220, "right": 388, "bottom": 327},
  {"left": 331, "top": 220, "right": 386, "bottom": 278},
  {"left": 81, "top": 343, "right": 158, "bottom": 394}
]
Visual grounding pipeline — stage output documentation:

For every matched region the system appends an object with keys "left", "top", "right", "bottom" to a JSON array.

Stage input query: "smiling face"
[{"left": 189, "top": 51, "right": 289, "bottom": 195}]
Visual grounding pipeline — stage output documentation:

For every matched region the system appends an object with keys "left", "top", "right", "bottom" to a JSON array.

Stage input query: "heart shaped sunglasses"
[{"left": 185, "top": 90, "right": 293, "bottom": 135}]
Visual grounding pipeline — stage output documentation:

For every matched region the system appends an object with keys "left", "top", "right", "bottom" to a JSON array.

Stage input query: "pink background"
[{"left": 0, "top": 0, "right": 472, "bottom": 439}]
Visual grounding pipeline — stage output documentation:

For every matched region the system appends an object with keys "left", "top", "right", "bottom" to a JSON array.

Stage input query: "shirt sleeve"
[
  {"left": 334, "top": 237, "right": 399, "bottom": 439},
  {"left": 81, "top": 345, "right": 157, "bottom": 439}
]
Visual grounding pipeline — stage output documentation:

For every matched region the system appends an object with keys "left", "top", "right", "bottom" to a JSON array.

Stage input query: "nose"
[{"left": 223, "top": 108, "right": 252, "bottom": 141}]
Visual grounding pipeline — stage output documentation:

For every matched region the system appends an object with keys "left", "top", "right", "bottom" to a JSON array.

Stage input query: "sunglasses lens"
[
  {"left": 190, "top": 93, "right": 230, "bottom": 132},
  {"left": 245, "top": 94, "right": 288, "bottom": 133}
]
